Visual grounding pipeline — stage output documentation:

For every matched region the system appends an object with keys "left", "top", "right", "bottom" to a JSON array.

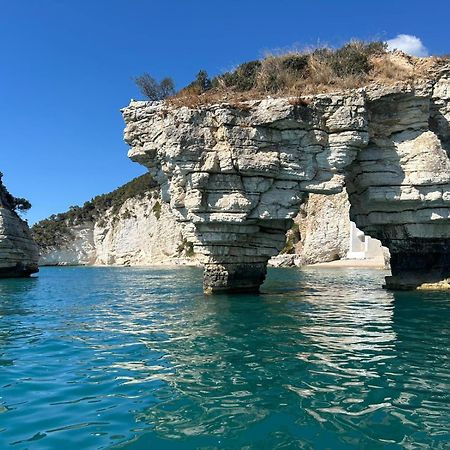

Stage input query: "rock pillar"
[
  {"left": 203, "top": 262, "right": 268, "bottom": 294},
  {"left": 346, "top": 83, "right": 450, "bottom": 291},
  {"left": 384, "top": 239, "right": 450, "bottom": 290},
  {"left": 195, "top": 219, "right": 291, "bottom": 293},
  {"left": 123, "top": 67, "right": 450, "bottom": 293}
]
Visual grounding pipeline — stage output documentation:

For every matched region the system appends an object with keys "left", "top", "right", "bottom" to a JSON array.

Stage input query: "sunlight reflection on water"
[{"left": 0, "top": 266, "right": 448, "bottom": 449}]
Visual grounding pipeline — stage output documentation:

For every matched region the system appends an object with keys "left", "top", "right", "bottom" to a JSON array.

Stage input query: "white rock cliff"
[
  {"left": 38, "top": 190, "right": 195, "bottom": 267},
  {"left": 37, "top": 185, "right": 362, "bottom": 269},
  {"left": 122, "top": 68, "right": 450, "bottom": 292}
]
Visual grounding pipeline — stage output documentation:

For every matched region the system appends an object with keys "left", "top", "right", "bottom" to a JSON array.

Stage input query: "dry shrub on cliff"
[
  {"left": 165, "top": 41, "right": 448, "bottom": 107},
  {"left": 369, "top": 53, "right": 414, "bottom": 83},
  {"left": 134, "top": 74, "right": 175, "bottom": 101}
]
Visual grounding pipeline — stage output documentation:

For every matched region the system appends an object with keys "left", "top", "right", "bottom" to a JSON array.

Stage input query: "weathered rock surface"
[
  {"left": 38, "top": 190, "right": 198, "bottom": 267},
  {"left": 269, "top": 190, "right": 351, "bottom": 267},
  {"left": 122, "top": 67, "right": 450, "bottom": 292},
  {"left": 37, "top": 185, "right": 358, "bottom": 269},
  {"left": 0, "top": 180, "right": 38, "bottom": 277},
  {"left": 296, "top": 190, "right": 352, "bottom": 264},
  {"left": 269, "top": 189, "right": 388, "bottom": 268}
]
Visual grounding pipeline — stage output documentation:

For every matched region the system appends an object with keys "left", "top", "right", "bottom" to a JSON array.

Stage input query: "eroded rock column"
[
  {"left": 196, "top": 219, "right": 293, "bottom": 293},
  {"left": 122, "top": 94, "right": 368, "bottom": 293},
  {"left": 203, "top": 263, "right": 267, "bottom": 293}
]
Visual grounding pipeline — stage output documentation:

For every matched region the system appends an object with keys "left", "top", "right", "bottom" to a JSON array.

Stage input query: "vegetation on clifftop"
[
  {"left": 135, "top": 40, "right": 449, "bottom": 107},
  {"left": 32, "top": 173, "right": 157, "bottom": 250},
  {"left": 0, "top": 171, "right": 32, "bottom": 213},
  {"left": 134, "top": 74, "right": 175, "bottom": 101}
]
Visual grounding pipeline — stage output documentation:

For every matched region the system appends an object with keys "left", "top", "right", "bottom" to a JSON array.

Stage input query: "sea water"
[{"left": 0, "top": 266, "right": 448, "bottom": 449}]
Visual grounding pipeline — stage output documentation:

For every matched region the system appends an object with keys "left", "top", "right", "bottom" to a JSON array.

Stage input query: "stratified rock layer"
[
  {"left": 0, "top": 182, "right": 38, "bottom": 277},
  {"left": 36, "top": 184, "right": 357, "bottom": 269},
  {"left": 122, "top": 69, "right": 450, "bottom": 292},
  {"left": 38, "top": 190, "right": 197, "bottom": 267}
]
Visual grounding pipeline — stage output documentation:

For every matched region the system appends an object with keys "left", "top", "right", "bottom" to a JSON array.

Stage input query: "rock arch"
[{"left": 122, "top": 70, "right": 450, "bottom": 293}]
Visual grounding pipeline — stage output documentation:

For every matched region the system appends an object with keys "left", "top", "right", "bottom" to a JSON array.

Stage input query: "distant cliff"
[
  {"left": 32, "top": 174, "right": 197, "bottom": 266},
  {"left": 33, "top": 174, "right": 377, "bottom": 268},
  {"left": 271, "top": 190, "right": 352, "bottom": 267},
  {"left": 0, "top": 174, "right": 38, "bottom": 277}
]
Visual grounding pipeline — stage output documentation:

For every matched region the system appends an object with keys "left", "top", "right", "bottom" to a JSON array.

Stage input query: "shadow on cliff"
[
  {"left": 344, "top": 91, "right": 450, "bottom": 289},
  {"left": 429, "top": 99, "right": 450, "bottom": 156}
]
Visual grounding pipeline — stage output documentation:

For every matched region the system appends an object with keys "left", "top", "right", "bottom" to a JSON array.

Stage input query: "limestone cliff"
[
  {"left": 122, "top": 64, "right": 450, "bottom": 292},
  {"left": 0, "top": 177, "right": 38, "bottom": 277},
  {"left": 35, "top": 178, "right": 356, "bottom": 268},
  {"left": 270, "top": 189, "right": 388, "bottom": 268},
  {"left": 34, "top": 176, "right": 196, "bottom": 267}
]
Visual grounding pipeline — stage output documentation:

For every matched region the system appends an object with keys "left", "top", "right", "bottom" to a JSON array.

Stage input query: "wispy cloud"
[{"left": 386, "top": 34, "right": 428, "bottom": 57}]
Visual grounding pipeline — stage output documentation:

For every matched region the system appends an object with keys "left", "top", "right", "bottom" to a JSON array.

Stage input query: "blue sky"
[{"left": 1, "top": 0, "right": 449, "bottom": 224}]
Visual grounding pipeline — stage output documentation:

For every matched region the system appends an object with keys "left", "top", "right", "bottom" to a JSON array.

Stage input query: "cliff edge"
[
  {"left": 33, "top": 174, "right": 196, "bottom": 267},
  {"left": 0, "top": 175, "right": 38, "bottom": 277}
]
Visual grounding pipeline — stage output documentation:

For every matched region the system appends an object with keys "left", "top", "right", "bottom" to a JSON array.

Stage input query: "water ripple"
[{"left": 0, "top": 266, "right": 449, "bottom": 449}]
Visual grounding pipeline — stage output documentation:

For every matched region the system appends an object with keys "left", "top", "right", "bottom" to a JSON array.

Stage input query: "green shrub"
[
  {"left": 152, "top": 201, "right": 161, "bottom": 219},
  {"left": 281, "top": 54, "right": 309, "bottom": 75},
  {"left": 281, "top": 222, "right": 300, "bottom": 254},
  {"left": 214, "top": 60, "right": 262, "bottom": 92},
  {"left": 0, "top": 172, "right": 32, "bottom": 213},
  {"left": 315, "top": 41, "right": 388, "bottom": 78},
  {"left": 121, "top": 209, "right": 132, "bottom": 220},
  {"left": 11, "top": 197, "right": 31, "bottom": 212},
  {"left": 31, "top": 219, "right": 73, "bottom": 250},
  {"left": 183, "top": 70, "right": 213, "bottom": 95},
  {"left": 177, "top": 238, "right": 195, "bottom": 257},
  {"left": 330, "top": 44, "right": 370, "bottom": 77}
]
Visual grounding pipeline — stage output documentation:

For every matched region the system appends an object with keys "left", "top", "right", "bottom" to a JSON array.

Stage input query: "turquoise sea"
[{"left": 0, "top": 266, "right": 449, "bottom": 449}]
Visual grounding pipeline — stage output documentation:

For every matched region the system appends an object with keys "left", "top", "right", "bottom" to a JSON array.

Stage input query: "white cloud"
[{"left": 386, "top": 34, "right": 428, "bottom": 57}]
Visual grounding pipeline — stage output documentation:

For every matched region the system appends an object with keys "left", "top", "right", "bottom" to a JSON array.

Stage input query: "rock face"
[
  {"left": 269, "top": 190, "right": 354, "bottom": 267},
  {"left": 36, "top": 183, "right": 360, "bottom": 268},
  {"left": 0, "top": 180, "right": 38, "bottom": 277},
  {"left": 38, "top": 190, "right": 197, "bottom": 267},
  {"left": 122, "top": 67, "right": 450, "bottom": 293},
  {"left": 270, "top": 189, "right": 388, "bottom": 268},
  {"left": 296, "top": 190, "right": 351, "bottom": 264}
]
